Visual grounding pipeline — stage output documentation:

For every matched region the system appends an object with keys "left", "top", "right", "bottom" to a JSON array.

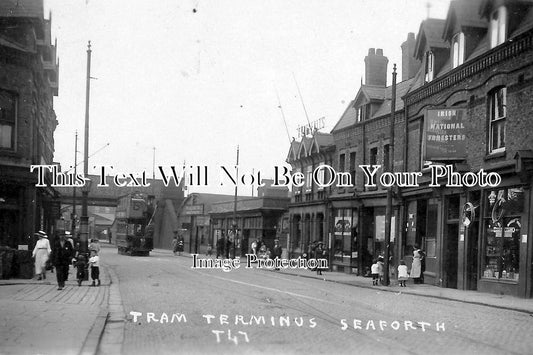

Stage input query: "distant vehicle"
[{"left": 115, "top": 193, "right": 155, "bottom": 256}]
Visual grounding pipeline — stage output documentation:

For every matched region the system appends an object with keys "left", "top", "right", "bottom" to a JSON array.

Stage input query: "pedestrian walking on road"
[
  {"left": 398, "top": 260, "right": 409, "bottom": 287},
  {"left": 177, "top": 237, "right": 184, "bottom": 256},
  {"left": 88, "top": 250, "right": 100, "bottom": 287},
  {"left": 172, "top": 235, "right": 178, "bottom": 256},
  {"left": 32, "top": 231, "right": 51, "bottom": 280},
  {"left": 216, "top": 234, "right": 225, "bottom": 259},
  {"left": 52, "top": 233, "right": 74, "bottom": 290}
]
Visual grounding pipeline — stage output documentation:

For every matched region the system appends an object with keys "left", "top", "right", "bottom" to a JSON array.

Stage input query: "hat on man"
[{"left": 37, "top": 231, "right": 48, "bottom": 238}]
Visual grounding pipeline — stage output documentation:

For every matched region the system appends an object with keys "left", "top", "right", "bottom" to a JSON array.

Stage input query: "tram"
[{"left": 115, "top": 193, "right": 155, "bottom": 256}]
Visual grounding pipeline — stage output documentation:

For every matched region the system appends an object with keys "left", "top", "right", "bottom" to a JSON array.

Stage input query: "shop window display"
[{"left": 482, "top": 187, "right": 523, "bottom": 281}]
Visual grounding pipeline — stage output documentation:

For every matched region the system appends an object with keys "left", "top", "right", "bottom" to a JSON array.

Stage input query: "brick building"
[
  {"left": 286, "top": 0, "right": 533, "bottom": 298},
  {"left": 285, "top": 133, "right": 335, "bottom": 259},
  {"left": 0, "top": 0, "right": 59, "bottom": 248},
  {"left": 402, "top": 0, "right": 533, "bottom": 297}
]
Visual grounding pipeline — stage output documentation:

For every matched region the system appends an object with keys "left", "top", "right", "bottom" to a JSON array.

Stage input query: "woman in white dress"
[
  {"left": 411, "top": 248, "right": 422, "bottom": 284},
  {"left": 32, "top": 231, "right": 51, "bottom": 280}
]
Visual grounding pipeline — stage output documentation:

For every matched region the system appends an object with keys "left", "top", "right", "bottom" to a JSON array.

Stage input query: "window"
[
  {"left": 293, "top": 168, "right": 301, "bottom": 195},
  {"left": 425, "top": 51, "right": 434, "bottom": 82},
  {"left": 489, "top": 87, "right": 506, "bottom": 152},
  {"left": 305, "top": 165, "right": 312, "bottom": 192},
  {"left": 316, "top": 161, "right": 325, "bottom": 190},
  {"left": 490, "top": 6, "right": 507, "bottom": 48},
  {"left": 0, "top": 90, "right": 16, "bottom": 149},
  {"left": 482, "top": 188, "right": 523, "bottom": 281},
  {"left": 452, "top": 32, "right": 465, "bottom": 68},
  {"left": 369, "top": 147, "right": 378, "bottom": 166},
  {"left": 357, "top": 105, "right": 371, "bottom": 122},
  {"left": 339, "top": 153, "right": 345, "bottom": 172},
  {"left": 383, "top": 144, "right": 390, "bottom": 172},
  {"left": 349, "top": 152, "right": 356, "bottom": 186}
]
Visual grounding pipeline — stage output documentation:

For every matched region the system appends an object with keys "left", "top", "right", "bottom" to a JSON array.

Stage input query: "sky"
[{"left": 44, "top": 0, "right": 451, "bottom": 195}]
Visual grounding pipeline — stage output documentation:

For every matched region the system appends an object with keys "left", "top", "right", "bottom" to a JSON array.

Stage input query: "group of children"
[
  {"left": 74, "top": 239, "right": 101, "bottom": 287},
  {"left": 371, "top": 257, "right": 409, "bottom": 287}
]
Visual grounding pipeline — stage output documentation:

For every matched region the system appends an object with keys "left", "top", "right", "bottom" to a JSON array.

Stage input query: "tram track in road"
[{"left": 102, "top": 249, "right": 533, "bottom": 354}]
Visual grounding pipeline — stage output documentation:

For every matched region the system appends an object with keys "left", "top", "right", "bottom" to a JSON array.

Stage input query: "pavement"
[
  {"left": 1, "top": 246, "right": 532, "bottom": 355},
  {"left": 0, "top": 247, "right": 112, "bottom": 355}
]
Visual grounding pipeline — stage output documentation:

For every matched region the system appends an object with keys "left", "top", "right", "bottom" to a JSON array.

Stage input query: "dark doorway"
[{"left": 444, "top": 223, "right": 459, "bottom": 288}]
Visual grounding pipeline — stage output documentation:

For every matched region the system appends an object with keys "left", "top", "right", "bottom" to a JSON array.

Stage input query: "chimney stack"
[
  {"left": 364, "top": 48, "right": 388, "bottom": 86},
  {"left": 401, "top": 33, "right": 421, "bottom": 81}
]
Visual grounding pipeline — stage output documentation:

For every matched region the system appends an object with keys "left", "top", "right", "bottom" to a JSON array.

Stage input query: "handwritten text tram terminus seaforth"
[{"left": 30, "top": 164, "right": 501, "bottom": 189}]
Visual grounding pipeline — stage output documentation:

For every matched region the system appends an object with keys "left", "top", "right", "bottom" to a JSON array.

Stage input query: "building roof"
[
  {"left": 443, "top": 0, "right": 487, "bottom": 41},
  {"left": 286, "top": 131, "right": 335, "bottom": 162},
  {"left": 0, "top": 0, "right": 43, "bottom": 18},
  {"left": 372, "top": 78, "right": 414, "bottom": 117},
  {"left": 331, "top": 101, "right": 358, "bottom": 132},
  {"left": 209, "top": 196, "right": 289, "bottom": 215},
  {"left": 331, "top": 78, "right": 414, "bottom": 133},
  {"left": 414, "top": 18, "right": 448, "bottom": 60}
]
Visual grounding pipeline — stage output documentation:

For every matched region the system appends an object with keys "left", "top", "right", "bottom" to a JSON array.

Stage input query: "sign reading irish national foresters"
[{"left": 424, "top": 108, "right": 467, "bottom": 161}]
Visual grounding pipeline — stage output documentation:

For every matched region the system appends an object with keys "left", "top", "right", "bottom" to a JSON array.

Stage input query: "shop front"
[{"left": 478, "top": 184, "right": 529, "bottom": 297}]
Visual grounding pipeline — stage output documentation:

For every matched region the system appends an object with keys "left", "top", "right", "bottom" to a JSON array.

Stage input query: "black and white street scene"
[{"left": 2, "top": 0, "right": 533, "bottom": 354}]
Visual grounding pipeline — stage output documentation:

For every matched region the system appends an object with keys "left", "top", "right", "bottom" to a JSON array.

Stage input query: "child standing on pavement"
[
  {"left": 398, "top": 260, "right": 409, "bottom": 287},
  {"left": 371, "top": 259, "right": 380, "bottom": 286},
  {"left": 88, "top": 250, "right": 100, "bottom": 287},
  {"left": 75, "top": 254, "right": 87, "bottom": 286},
  {"left": 377, "top": 256, "right": 385, "bottom": 285}
]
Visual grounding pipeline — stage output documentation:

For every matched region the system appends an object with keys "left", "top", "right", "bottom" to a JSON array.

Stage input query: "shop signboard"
[
  {"left": 424, "top": 108, "right": 467, "bottom": 161},
  {"left": 184, "top": 204, "right": 204, "bottom": 215}
]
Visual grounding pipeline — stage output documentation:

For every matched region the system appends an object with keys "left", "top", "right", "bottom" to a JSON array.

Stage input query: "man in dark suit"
[{"left": 52, "top": 233, "right": 74, "bottom": 290}]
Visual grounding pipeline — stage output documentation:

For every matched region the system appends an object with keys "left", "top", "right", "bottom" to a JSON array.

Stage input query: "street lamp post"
[{"left": 80, "top": 41, "right": 92, "bottom": 256}]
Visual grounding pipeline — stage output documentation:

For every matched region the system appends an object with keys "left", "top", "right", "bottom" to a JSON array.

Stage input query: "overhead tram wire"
[
  {"left": 292, "top": 72, "right": 313, "bottom": 129},
  {"left": 275, "top": 86, "right": 294, "bottom": 146},
  {"left": 63, "top": 142, "right": 110, "bottom": 174}
]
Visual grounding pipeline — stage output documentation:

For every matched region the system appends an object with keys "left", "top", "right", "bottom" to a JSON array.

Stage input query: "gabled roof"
[
  {"left": 414, "top": 19, "right": 448, "bottom": 60},
  {"left": 360, "top": 85, "right": 387, "bottom": 101},
  {"left": 443, "top": 0, "right": 487, "bottom": 41},
  {"left": 286, "top": 132, "right": 334, "bottom": 163},
  {"left": 331, "top": 78, "right": 414, "bottom": 132}
]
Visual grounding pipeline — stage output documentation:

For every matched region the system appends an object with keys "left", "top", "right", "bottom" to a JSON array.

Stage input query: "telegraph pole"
[
  {"left": 232, "top": 145, "right": 239, "bottom": 257},
  {"left": 71, "top": 131, "right": 78, "bottom": 235},
  {"left": 384, "top": 64, "right": 397, "bottom": 286}
]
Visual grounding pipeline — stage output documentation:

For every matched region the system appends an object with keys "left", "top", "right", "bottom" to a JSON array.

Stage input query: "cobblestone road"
[{"left": 103, "top": 248, "right": 533, "bottom": 355}]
